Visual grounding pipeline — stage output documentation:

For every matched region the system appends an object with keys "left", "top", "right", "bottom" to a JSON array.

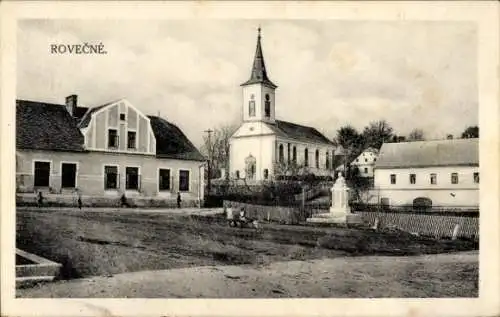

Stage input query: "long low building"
[
  {"left": 16, "top": 95, "right": 206, "bottom": 206},
  {"left": 371, "top": 138, "right": 479, "bottom": 209}
]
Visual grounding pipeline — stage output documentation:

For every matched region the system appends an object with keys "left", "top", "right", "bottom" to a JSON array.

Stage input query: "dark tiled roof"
[
  {"left": 16, "top": 100, "right": 85, "bottom": 152},
  {"left": 241, "top": 28, "right": 277, "bottom": 89},
  {"left": 148, "top": 115, "right": 205, "bottom": 161},
  {"left": 375, "top": 138, "right": 479, "bottom": 169},
  {"left": 266, "top": 120, "right": 335, "bottom": 146}
]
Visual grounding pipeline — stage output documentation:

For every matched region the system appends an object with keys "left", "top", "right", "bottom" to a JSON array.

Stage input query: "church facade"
[{"left": 229, "top": 29, "right": 336, "bottom": 181}]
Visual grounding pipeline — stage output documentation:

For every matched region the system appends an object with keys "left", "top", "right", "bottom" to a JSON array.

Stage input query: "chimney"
[{"left": 65, "top": 95, "right": 78, "bottom": 116}]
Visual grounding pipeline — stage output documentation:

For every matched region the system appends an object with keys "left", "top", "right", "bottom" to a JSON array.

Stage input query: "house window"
[
  {"left": 315, "top": 149, "right": 319, "bottom": 168},
  {"left": 34, "top": 161, "right": 50, "bottom": 187},
  {"left": 179, "top": 170, "right": 190, "bottom": 192},
  {"left": 158, "top": 169, "right": 171, "bottom": 191},
  {"left": 120, "top": 113, "right": 126, "bottom": 121},
  {"left": 293, "top": 146, "right": 297, "bottom": 163},
  {"left": 451, "top": 173, "right": 459, "bottom": 184},
  {"left": 474, "top": 172, "right": 479, "bottom": 183},
  {"left": 365, "top": 158, "right": 368, "bottom": 162},
  {"left": 279, "top": 144, "right": 284, "bottom": 163},
  {"left": 390, "top": 174, "right": 396, "bottom": 184},
  {"left": 374, "top": 158, "right": 377, "bottom": 162},
  {"left": 126, "top": 167, "right": 139, "bottom": 190},
  {"left": 364, "top": 167, "right": 368, "bottom": 174},
  {"left": 304, "top": 148, "right": 309, "bottom": 167},
  {"left": 61, "top": 163, "right": 77, "bottom": 188},
  {"left": 127, "top": 131, "right": 136, "bottom": 149},
  {"left": 264, "top": 94, "right": 271, "bottom": 117},
  {"left": 430, "top": 173, "right": 437, "bottom": 185},
  {"left": 410, "top": 174, "right": 416, "bottom": 184},
  {"left": 263, "top": 169, "right": 269, "bottom": 179},
  {"left": 104, "top": 166, "right": 118, "bottom": 189},
  {"left": 235, "top": 170, "right": 240, "bottom": 179},
  {"left": 108, "top": 129, "right": 119, "bottom": 148},
  {"left": 326, "top": 152, "right": 330, "bottom": 169}
]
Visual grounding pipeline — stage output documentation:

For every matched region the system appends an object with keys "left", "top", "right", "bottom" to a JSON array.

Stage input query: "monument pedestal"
[{"left": 306, "top": 173, "right": 362, "bottom": 225}]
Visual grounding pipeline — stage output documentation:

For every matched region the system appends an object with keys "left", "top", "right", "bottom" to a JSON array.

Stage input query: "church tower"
[{"left": 241, "top": 27, "right": 277, "bottom": 124}]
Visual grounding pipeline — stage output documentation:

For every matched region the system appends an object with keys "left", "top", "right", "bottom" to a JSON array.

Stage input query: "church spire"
[{"left": 241, "top": 27, "right": 277, "bottom": 89}]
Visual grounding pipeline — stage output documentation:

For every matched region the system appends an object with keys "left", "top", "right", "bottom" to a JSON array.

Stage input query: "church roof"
[
  {"left": 241, "top": 28, "right": 277, "bottom": 89},
  {"left": 267, "top": 120, "right": 335, "bottom": 146},
  {"left": 375, "top": 138, "right": 479, "bottom": 169}
]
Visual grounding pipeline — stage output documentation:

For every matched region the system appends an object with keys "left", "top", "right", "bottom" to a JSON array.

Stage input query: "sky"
[{"left": 17, "top": 19, "right": 478, "bottom": 147}]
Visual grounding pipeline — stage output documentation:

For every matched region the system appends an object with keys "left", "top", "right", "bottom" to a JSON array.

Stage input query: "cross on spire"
[{"left": 240, "top": 26, "right": 277, "bottom": 89}]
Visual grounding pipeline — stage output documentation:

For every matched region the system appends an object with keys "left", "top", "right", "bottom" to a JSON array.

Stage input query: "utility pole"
[{"left": 204, "top": 128, "right": 213, "bottom": 194}]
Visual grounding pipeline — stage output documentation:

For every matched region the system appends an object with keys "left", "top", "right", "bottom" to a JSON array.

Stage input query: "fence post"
[
  {"left": 452, "top": 224, "right": 461, "bottom": 240},
  {"left": 302, "top": 186, "right": 305, "bottom": 211}
]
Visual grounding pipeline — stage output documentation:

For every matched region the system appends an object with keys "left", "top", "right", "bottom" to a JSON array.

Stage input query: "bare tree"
[
  {"left": 407, "top": 128, "right": 425, "bottom": 141},
  {"left": 200, "top": 124, "right": 238, "bottom": 179}
]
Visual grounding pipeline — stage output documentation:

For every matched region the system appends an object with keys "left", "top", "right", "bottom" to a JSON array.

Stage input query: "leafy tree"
[
  {"left": 407, "top": 128, "right": 425, "bottom": 141},
  {"left": 362, "top": 120, "right": 394, "bottom": 149},
  {"left": 335, "top": 125, "right": 363, "bottom": 168},
  {"left": 461, "top": 126, "right": 479, "bottom": 139}
]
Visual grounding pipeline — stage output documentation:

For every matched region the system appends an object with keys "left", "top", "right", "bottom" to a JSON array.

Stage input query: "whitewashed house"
[
  {"left": 350, "top": 147, "right": 379, "bottom": 177},
  {"left": 229, "top": 28, "right": 336, "bottom": 181},
  {"left": 372, "top": 138, "right": 479, "bottom": 208}
]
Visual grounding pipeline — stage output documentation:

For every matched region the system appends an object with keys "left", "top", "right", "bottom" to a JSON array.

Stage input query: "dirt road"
[{"left": 18, "top": 251, "right": 478, "bottom": 298}]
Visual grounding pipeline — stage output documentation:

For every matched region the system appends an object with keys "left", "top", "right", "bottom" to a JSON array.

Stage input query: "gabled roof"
[
  {"left": 148, "top": 115, "right": 205, "bottom": 161},
  {"left": 375, "top": 138, "right": 479, "bottom": 169},
  {"left": 16, "top": 100, "right": 85, "bottom": 152},
  {"left": 266, "top": 120, "right": 335, "bottom": 146},
  {"left": 78, "top": 100, "right": 120, "bottom": 128},
  {"left": 241, "top": 28, "right": 277, "bottom": 89}
]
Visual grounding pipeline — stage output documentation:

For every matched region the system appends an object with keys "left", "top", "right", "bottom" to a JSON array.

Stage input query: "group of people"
[
  {"left": 36, "top": 191, "right": 183, "bottom": 209},
  {"left": 225, "top": 203, "right": 260, "bottom": 229}
]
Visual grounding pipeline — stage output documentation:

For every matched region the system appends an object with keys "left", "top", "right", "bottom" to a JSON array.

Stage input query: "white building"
[
  {"left": 372, "top": 138, "right": 479, "bottom": 208},
  {"left": 229, "top": 28, "right": 336, "bottom": 181},
  {"left": 350, "top": 147, "right": 379, "bottom": 178}
]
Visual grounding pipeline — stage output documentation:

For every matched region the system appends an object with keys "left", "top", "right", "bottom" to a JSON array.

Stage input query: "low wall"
[{"left": 17, "top": 193, "right": 201, "bottom": 208}]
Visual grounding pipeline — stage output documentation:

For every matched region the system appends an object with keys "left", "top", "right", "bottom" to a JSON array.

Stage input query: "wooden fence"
[
  {"left": 223, "top": 200, "right": 479, "bottom": 240},
  {"left": 356, "top": 210, "right": 479, "bottom": 240}
]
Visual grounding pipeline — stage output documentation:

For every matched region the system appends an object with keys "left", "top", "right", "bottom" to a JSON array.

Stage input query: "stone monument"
[{"left": 306, "top": 172, "right": 362, "bottom": 224}]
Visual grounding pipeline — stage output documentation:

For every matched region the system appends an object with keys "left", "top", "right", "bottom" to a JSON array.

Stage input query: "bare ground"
[
  {"left": 17, "top": 251, "right": 478, "bottom": 298},
  {"left": 16, "top": 208, "right": 478, "bottom": 297}
]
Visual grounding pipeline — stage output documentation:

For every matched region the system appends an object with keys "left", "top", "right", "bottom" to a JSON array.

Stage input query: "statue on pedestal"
[{"left": 330, "top": 172, "right": 350, "bottom": 214}]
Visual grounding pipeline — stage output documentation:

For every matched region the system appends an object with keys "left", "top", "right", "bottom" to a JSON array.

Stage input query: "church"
[{"left": 229, "top": 28, "right": 337, "bottom": 181}]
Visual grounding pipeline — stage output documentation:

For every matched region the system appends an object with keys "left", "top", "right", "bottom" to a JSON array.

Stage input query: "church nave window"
[
  {"left": 278, "top": 144, "right": 284, "bottom": 163},
  {"left": 315, "top": 149, "right": 319, "bottom": 168},
  {"left": 293, "top": 146, "right": 297, "bottom": 163},
  {"left": 287, "top": 143, "right": 291, "bottom": 164},
  {"left": 304, "top": 148, "right": 309, "bottom": 167}
]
